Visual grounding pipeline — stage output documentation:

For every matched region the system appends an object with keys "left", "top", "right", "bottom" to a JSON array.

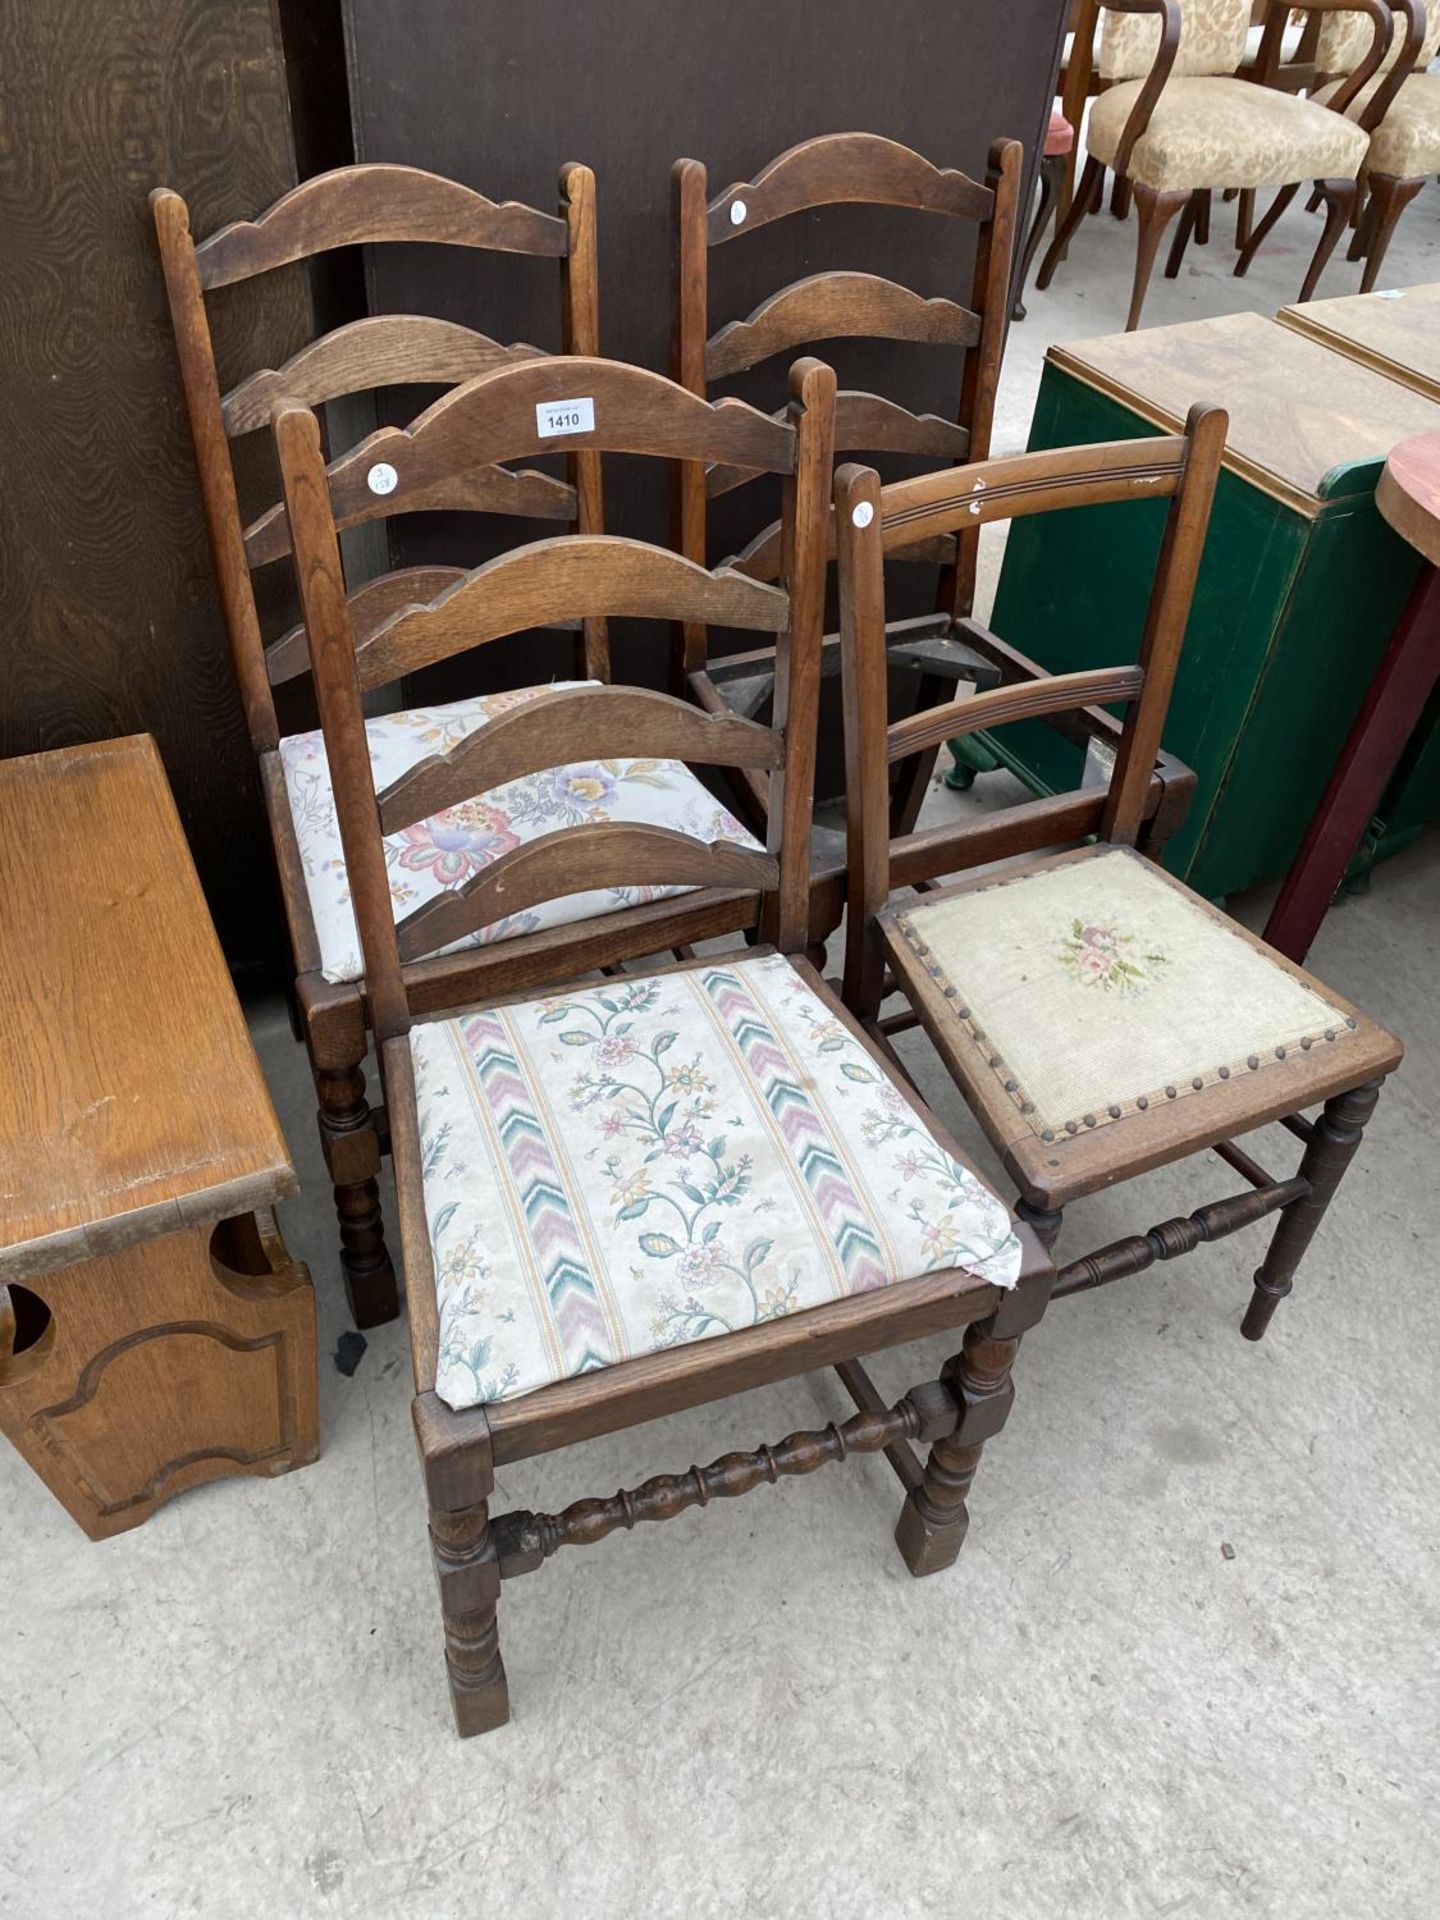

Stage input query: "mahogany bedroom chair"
[
  {"left": 1313, "top": 0, "right": 1440, "bottom": 289},
  {"left": 153, "top": 161, "right": 604, "bottom": 1325},
  {"left": 1036, "top": 0, "right": 1393, "bottom": 330},
  {"left": 836, "top": 413, "right": 1402, "bottom": 1336},
  {"left": 273, "top": 354, "right": 1052, "bottom": 1737},
  {"left": 671, "top": 131, "right": 1022, "bottom": 848}
]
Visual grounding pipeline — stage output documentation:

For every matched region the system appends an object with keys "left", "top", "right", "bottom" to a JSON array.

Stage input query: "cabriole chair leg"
[
  {"left": 1128, "top": 186, "right": 1189, "bottom": 330},
  {"left": 1241, "top": 1078, "right": 1384, "bottom": 1341}
]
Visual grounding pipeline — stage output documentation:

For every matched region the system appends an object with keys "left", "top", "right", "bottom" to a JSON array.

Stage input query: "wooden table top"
[
  {"left": 1378, "top": 430, "right": 1440, "bottom": 571},
  {"left": 1277, "top": 284, "right": 1440, "bottom": 407},
  {"left": 0, "top": 736, "right": 295, "bottom": 1280},
  {"left": 1051, "top": 312, "right": 1440, "bottom": 518}
]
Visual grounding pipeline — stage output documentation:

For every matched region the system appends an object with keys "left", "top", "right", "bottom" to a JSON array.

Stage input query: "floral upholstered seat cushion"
[
  {"left": 883, "top": 847, "right": 1357, "bottom": 1143},
  {"left": 279, "top": 683, "right": 762, "bottom": 984},
  {"left": 1087, "top": 77, "right": 1369, "bottom": 190},
  {"left": 409, "top": 951, "right": 1023, "bottom": 1410}
]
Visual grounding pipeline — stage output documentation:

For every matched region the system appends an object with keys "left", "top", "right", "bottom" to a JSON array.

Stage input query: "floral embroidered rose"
[
  {"left": 394, "top": 798, "right": 520, "bottom": 887},
  {"left": 1058, "top": 917, "right": 1168, "bottom": 994}
]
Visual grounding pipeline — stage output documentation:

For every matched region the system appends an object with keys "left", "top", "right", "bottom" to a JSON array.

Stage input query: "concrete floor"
[{"left": 4, "top": 183, "right": 1440, "bottom": 1919}]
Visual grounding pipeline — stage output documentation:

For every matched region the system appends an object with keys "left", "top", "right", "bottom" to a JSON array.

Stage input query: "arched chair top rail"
[
  {"left": 351, "top": 536, "right": 793, "bottom": 692},
  {"left": 315, "top": 357, "right": 799, "bottom": 523},
  {"left": 190, "top": 164, "right": 569, "bottom": 289},
  {"left": 706, "top": 390, "right": 971, "bottom": 498},
  {"left": 394, "top": 824, "right": 779, "bottom": 964},
  {"left": 222, "top": 316, "right": 546, "bottom": 436},
  {"left": 377, "top": 683, "right": 785, "bottom": 836},
  {"left": 704, "top": 132, "right": 995, "bottom": 245},
  {"left": 244, "top": 461, "right": 576, "bottom": 570},
  {"left": 867, "top": 435, "right": 1195, "bottom": 553},
  {"left": 705, "top": 273, "right": 980, "bottom": 381}
]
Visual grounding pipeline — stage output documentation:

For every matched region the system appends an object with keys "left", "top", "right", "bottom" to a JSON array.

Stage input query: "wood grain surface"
[
  {"left": 0, "top": 737, "right": 294, "bottom": 1277},
  {"left": 1052, "top": 312, "right": 1440, "bottom": 515},
  {"left": 1278, "top": 283, "right": 1440, "bottom": 405},
  {"left": 0, "top": 0, "right": 313, "bottom": 968}
]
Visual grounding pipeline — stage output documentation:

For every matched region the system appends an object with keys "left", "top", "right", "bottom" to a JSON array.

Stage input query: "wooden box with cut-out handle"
[{"left": 0, "top": 736, "right": 317, "bottom": 1539}]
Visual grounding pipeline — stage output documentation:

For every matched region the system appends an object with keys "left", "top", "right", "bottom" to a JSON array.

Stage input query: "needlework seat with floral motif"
[
  {"left": 278, "top": 682, "right": 763, "bottom": 984},
  {"left": 407, "top": 950, "right": 1023, "bottom": 1409},
  {"left": 880, "top": 846, "right": 1397, "bottom": 1209}
]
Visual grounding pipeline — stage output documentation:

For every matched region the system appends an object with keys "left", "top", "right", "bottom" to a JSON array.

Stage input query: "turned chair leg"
[
  {"left": 1016, "top": 1199, "right": 1064, "bottom": 1254},
  {"left": 314, "top": 1054, "right": 399, "bottom": 1328},
  {"left": 1037, "top": 155, "right": 1103, "bottom": 292},
  {"left": 1127, "top": 186, "right": 1189, "bottom": 330},
  {"left": 1014, "top": 150, "right": 1068, "bottom": 320},
  {"left": 1241, "top": 1078, "right": 1383, "bottom": 1342},
  {"left": 1357, "top": 176, "right": 1426, "bottom": 293},
  {"left": 417, "top": 1398, "right": 510, "bottom": 1737},
  {"left": 1235, "top": 182, "right": 1300, "bottom": 278},
  {"left": 1298, "top": 179, "right": 1360, "bottom": 302},
  {"left": 895, "top": 1273, "right": 1048, "bottom": 1576}
]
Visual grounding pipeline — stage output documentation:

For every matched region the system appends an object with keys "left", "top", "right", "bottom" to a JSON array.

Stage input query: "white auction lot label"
[{"left": 535, "top": 397, "right": 595, "bottom": 437}]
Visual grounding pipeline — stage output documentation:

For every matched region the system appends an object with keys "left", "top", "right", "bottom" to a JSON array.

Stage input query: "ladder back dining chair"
[
  {"left": 153, "top": 162, "right": 604, "bottom": 1326},
  {"left": 273, "top": 355, "right": 1052, "bottom": 1737},
  {"left": 672, "top": 131, "right": 1022, "bottom": 844},
  {"left": 835, "top": 412, "right": 1402, "bottom": 1334}
]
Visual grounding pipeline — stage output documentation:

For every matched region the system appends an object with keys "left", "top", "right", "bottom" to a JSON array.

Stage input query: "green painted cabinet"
[{"left": 981, "top": 313, "right": 1440, "bottom": 901}]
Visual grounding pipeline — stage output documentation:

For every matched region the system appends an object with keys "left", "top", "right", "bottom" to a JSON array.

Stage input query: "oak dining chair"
[
  {"left": 672, "top": 131, "right": 1022, "bottom": 841},
  {"left": 154, "top": 161, "right": 604, "bottom": 1325},
  {"left": 836, "top": 412, "right": 1402, "bottom": 1335},
  {"left": 273, "top": 355, "right": 1052, "bottom": 1737}
]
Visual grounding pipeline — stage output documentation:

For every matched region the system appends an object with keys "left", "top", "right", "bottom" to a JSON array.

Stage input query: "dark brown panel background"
[
  {"left": 341, "top": 0, "right": 1068, "bottom": 697},
  {"left": 0, "top": 0, "right": 317, "bottom": 969}
]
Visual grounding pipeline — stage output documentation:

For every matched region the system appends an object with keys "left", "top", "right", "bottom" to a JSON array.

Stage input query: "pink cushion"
[{"left": 1045, "top": 106, "right": 1075, "bottom": 157}]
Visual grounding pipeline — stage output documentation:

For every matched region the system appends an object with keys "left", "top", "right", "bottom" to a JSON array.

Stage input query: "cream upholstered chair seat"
[
  {"left": 406, "top": 950, "right": 1023, "bottom": 1408},
  {"left": 879, "top": 846, "right": 1396, "bottom": 1208},
  {"left": 1314, "top": 71, "right": 1440, "bottom": 174},
  {"left": 1087, "top": 76, "right": 1370, "bottom": 190},
  {"left": 278, "top": 682, "right": 761, "bottom": 984}
]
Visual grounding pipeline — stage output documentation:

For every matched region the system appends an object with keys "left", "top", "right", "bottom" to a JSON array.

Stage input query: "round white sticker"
[
  {"left": 850, "top": 500, "right": 875, "bottom": 529},
  {"left": 366, "top": 462, "right": 399, "bottom": 496},
  {"left": 729, "top": 199, "right": 748, "bottom": 226}
]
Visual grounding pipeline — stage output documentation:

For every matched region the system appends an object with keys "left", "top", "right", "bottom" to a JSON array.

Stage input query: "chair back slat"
[
  {"left": 706, "top": 273, "right": 981, "bottom": 381},
  {"left": 221, "top": 316, "right": 543, "bottom": 436},
  {"left": 706, "top": 391, "right": 971, "bottom": 499},
  {"left": 835, "top": 407, "right": 1228, "bottom": 1017},
  {"left": 315, "top": 359, "right": 795, "bottom": 532},
  {"left": 884, "top": 666, "right": 1147, "bottom": 766},
  {"left": 872, "top": 435, "right": 1192, "bottom": 553},
  {"left": 265, "top": 565, "right": 468, "bottom": 687},
  {"left": 377, "top": 685, "right": 785, "bottom": 836},
  {"left": 395, "top": 826, "right": 780, "bottom": 964},
  {"left": 706, "top": 133, "right": 994, "bottom": 243},
  {"left": 195, "top": 163, "right": 567, "bottom": 289},
  {"left": 353, "top": 537, "right": 791, "bottom": 693},
  {"left": 244, "top": 463, "right": 576, "bottom": 570}
]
